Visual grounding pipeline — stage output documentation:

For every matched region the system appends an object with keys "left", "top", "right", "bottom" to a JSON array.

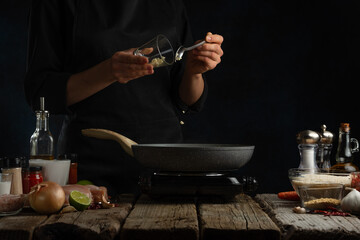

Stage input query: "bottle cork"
[{"left": 340, "top": 123, "right": 350, "bottom": 132}]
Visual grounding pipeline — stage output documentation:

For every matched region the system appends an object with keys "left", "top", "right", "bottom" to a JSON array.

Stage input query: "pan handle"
[{"left": 81, "top": 128, "right": 137, "bottom": 157}]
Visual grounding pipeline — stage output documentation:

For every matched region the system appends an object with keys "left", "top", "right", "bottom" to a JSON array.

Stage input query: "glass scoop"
[{"left": 175, "top": 40, "right": 206, "bottom": 62}]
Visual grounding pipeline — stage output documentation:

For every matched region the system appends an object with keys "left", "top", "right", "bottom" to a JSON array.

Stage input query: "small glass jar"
[
  {"left": 1, "top": 157, "right": 23, "bottom": 194},
  {"left": 22, "top": 166, "right": 43, "bottom": 194},
  {"left": 298, "top": 144, "right": 319, "bottom": 170}
]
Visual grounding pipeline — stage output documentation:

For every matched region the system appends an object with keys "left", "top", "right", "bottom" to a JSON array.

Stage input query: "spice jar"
[
  {"left": 58, "top": 153, "right": 78, "bottom": 184},
  {"left": 22, "top": 166, "right": 43, "bottom": 194},
  {"left": 1, "top": 157, "right": 23, "bottom": 194}
]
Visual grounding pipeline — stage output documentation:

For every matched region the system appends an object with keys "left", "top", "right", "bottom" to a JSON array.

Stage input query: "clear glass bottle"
[
  {"left": 330, "top": 123, "right": 359, "bottom": 173},
  {"left": 29, "top": 97, "right": 54, "bottom": 160}
]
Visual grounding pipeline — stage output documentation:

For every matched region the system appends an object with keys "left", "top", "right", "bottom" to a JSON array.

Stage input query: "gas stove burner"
[{"left": 139, "top": 169, "right": 257, "bottom": 197}]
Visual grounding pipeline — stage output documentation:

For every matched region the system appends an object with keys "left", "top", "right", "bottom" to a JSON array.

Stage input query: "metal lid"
[
  {"left": 319, "top": 124, "right": 334, "bottom": 144},
  {"left": 2, "top": 157, "right": 21, "bottom": 168},
  {"left": 296, "top": 130, "right": 321, "bottom": 144},
  {"left": 0, "top": 157, "right": 8, "bottom": 169},
  {"left": 29, "top": 166, "right": 42, "bottom": 171}
]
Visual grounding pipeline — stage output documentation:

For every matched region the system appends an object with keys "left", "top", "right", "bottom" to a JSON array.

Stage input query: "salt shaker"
[
  {"left": 296, "top": 130, "right": 320, "bottom": 171},
  {"left": 1, "top": 157, "right": 23, "bottom": 194}
]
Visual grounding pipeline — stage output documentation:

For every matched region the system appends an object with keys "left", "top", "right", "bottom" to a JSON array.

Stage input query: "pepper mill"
[
  {"left": 296, "top": 130, "right": 320, "bottom": 171},
  {"left": 316, "top": 124, "right": 334, "bottom": 171}
]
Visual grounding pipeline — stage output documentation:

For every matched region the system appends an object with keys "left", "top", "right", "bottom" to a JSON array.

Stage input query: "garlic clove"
[{"left": 293, "top": 206, "right": 306, "bottom": 214}]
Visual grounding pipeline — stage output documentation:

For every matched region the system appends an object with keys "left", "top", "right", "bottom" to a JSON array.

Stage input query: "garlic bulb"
[{"left": 341, "top": 189, "right": 360, "bottom": 214}]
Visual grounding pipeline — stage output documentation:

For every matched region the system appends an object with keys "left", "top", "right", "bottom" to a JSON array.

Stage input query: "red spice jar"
[
  {"left": 58, "top": 153, "right": 78, "bottom": 184},
  {"left": 22, "top": 166, "right": 43, "bottom": 194},
  {"left": 68, "top": 162, "right": 78, "bottom": 184}
]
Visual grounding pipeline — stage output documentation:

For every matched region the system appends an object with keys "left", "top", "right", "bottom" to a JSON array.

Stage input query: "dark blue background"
[{"left": 1, "top": 0, "right": 360, "bottom": 194}]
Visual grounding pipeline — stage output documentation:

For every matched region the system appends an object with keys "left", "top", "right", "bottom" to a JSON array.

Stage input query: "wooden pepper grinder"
[{"left": 316, "top": 124, "right": 334, "bottom": 171}]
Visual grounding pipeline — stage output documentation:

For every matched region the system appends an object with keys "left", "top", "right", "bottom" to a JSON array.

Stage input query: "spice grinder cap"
[
  {"left": 29, "top": 166, "right": 42, "bottom": 171},
  {"left": 319, "top": 124, "right": 334, "bottom": 144},
  {"left": 6, "top": 157, "right": 22, "bottom": 168},
  {"left": 0, "top": 157, "right": 8, "bottom": 169},
  {"left": 296, "top": 130, "right": 321, "bottom": 144}
]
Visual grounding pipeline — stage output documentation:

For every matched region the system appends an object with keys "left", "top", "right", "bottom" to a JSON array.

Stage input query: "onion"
[{"left": 29, "top": 181, "right": 65, "bottom": 214}]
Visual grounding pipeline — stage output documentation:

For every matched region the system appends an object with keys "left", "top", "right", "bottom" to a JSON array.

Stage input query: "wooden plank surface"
[
  {"left": 255, "top": 194, "right": 360, "bottom": 240},
  {"left": 0, "top": 214, "right": 47, "bottom": 240},
  {"left": 121, "top": 195, "right": 199, "bottom": 240},
  {"left": 199, "top": 194, "right": 280, "bottom": 240},
  {"left": 33, "top": 194, "right": 134, "bottom": 240}
]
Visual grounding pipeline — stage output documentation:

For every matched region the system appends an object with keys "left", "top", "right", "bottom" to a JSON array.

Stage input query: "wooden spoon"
[{"left": 81, "top": 129, "right": 137, "bottom": 157}]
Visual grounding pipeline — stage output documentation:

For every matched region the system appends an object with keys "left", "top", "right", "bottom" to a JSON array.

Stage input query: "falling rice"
[{"left": 150, "top": 56, "right": 167, "bottom": 67}]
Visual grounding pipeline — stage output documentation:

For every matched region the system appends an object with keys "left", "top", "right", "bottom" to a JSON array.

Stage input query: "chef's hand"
[
  {"left": 110, "top": 48, "right": 154, "bottom": 84},
  {"left": 185, "top": 32, "right": 224, "bottom": 75}
]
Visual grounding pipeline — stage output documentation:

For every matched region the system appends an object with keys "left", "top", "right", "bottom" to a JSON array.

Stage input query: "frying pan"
[{"left": 81, "top": 129, "right": 254, "bottom": 172}]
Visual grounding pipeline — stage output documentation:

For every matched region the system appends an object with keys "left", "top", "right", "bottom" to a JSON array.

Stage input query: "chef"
[{"left": 24, "top": 0, "right": 223, "bottom": 195}]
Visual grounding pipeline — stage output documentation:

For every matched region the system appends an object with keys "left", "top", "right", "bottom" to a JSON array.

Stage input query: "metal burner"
[{"left": 139, "top": 170, "right": 258, "bottom": 197}]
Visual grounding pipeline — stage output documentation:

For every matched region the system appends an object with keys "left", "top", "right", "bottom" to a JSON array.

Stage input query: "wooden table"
[
  {"left": 1, "top": 194, "right": 360, "bottom": 240},
  {"left": 255, "top": 194, "right": 360, "bottom": 240}
]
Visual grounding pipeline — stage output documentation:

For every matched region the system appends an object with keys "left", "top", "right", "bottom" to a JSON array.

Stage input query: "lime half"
[
  {"left": 77, "top": 179, "right": 93, "bottom": 185},
  {"left": 69, "top": 190, "right": 91, "bottom": 211}
]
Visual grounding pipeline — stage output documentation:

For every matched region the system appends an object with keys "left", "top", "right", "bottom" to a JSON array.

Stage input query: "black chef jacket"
[{"left": 24, "top": 0, "right": 208, "bottom": 194}]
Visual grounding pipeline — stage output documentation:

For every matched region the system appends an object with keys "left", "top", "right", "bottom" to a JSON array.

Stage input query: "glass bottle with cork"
[
  {"left": 330, "top": 123, "right": 359, "bottom": 173},
  {"left": 30, "top": 97, "right": 54, "bottom": 160}
]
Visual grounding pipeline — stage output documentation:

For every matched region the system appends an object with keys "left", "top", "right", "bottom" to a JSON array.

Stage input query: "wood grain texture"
[
  {"left": 255, "top": 194, "right": 360, "bottom": 240},
  {"left": 0, "top": 214, "right": 47, "bottom": 240},
  {"left": 121, "top": 195, "right": 199, "bottom": 240},
  {"left": 199, "top": 194, "right": 280, "bottom": 240},
  {"left": 33, "top": 195, "right": 134, "bottom": 240}
]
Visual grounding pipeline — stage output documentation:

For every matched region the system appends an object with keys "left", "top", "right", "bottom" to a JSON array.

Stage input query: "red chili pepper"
[
  {"left": 311, "top": 208, "right": 350, "bottom": 216},
  {"left": 278, "top": 191, "right": 300, "bottom": 201},
  {"left": 313, "top": 210, "right": 328, "bottom": 214},
  {"left": 324, "top": 211, "right": 350, "bottom": 216}
]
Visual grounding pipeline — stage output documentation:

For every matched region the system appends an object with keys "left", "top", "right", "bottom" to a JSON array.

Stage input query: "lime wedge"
[
  {"left": 77, "top": 180, "right": 93, "bottom": 185},
  {"left": 69, "top": 190, "right": 91, "bottom": 211}
]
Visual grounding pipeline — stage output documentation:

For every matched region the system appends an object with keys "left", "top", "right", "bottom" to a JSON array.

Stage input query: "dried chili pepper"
[{"left": 311, "top": 208, "right": 350, "bottom": 216}]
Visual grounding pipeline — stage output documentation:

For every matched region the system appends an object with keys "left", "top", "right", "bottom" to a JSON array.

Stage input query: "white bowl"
[{"left": 29, "top": 159, "right": 71, "bottom": 186}]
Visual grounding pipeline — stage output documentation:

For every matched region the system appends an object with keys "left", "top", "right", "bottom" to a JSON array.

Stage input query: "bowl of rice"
[{"left": 288, "top": 168, "right": 351, "bottom": 196}]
